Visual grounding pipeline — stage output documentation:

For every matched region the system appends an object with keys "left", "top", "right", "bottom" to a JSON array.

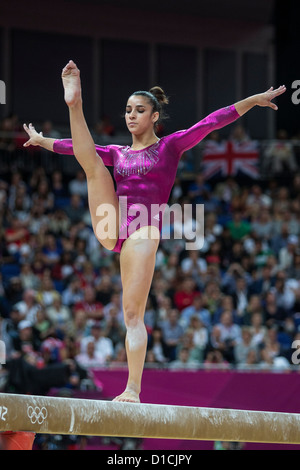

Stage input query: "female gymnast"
[{"left": 23, "top": 60, "right": 286, "bottom": 402}]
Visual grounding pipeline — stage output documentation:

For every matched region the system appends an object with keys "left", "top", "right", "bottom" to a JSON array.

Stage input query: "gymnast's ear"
[{"left": 152, "top": 111, "right": 159, "bottom": 124}]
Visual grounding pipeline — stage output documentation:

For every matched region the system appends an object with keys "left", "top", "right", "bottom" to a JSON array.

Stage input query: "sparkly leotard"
[{"left": 53, "top": 104, "right": 240, "bottom": 252}]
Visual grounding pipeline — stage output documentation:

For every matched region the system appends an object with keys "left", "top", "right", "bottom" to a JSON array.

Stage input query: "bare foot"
[
  {"left": 112, "top": 388, "right": 140, "bottom": 403},
  {"left": 61, "top": 60, "right": 82, "bottom": 107}
]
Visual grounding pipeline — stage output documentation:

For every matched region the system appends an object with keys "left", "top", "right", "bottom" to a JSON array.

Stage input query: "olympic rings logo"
[{"left": 27, "top": 406, "right": 48, "bottom": 425}]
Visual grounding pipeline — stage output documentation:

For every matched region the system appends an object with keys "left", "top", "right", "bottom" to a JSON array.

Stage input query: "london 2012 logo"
[{"left": 27, "top": 406, "right": 48, "bottom": 425}]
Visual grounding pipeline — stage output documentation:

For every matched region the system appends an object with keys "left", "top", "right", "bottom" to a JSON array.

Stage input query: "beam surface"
[{"left": 0, "top": 393, "right": 300, "bottom": 444}]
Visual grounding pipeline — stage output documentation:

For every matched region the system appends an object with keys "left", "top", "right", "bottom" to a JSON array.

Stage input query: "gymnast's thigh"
[
  {"left": 86, "top": 161, "right": 120, "bottom": 250},
  {"left": 119, "top": 226, "right": 160, "bottom": 315}
]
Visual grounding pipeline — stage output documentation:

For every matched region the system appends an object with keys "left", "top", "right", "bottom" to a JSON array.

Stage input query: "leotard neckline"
[{"left": 127, "top": 139, "right": 161, "bottom": 153}]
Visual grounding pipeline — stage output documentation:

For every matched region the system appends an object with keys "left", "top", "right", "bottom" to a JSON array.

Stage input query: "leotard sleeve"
[
  {"left": 53, "top": 139, "right": 114, "bottom": 166},
  {"left": 165, "top": 104, "right": 240, "bottom": 156}
]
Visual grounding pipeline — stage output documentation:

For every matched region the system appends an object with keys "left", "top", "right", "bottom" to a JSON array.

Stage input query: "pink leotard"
[{"left": 53, "top": 104, "right": 240, "bottom": 252}]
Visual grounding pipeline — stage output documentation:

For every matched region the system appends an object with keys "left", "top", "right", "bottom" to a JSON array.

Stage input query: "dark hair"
[{"left": 131, "top": 86, "right": 169, "bottom": 127}]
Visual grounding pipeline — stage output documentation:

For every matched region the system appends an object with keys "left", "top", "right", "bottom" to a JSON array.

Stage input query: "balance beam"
[{"left": 0, "top": 393, "right": 300, "bottom": 444}]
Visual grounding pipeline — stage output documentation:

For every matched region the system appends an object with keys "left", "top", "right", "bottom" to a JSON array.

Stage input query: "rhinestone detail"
[{"left": 116, "top": 141, "right": 160, "bottom": 177}]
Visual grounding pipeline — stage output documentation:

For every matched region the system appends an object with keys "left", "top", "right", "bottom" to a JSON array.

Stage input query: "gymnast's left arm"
[
  {"left": 166, "top": 105, "right": 240, "bottom": 156},
  {"left": 234, "top": 85, "right": 286, "bottom": 116},
  {"left": 166, "top": 85, "right": 286, "bottom": 156}
]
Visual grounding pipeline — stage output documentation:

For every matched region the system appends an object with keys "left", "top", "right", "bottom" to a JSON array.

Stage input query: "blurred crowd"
[{"left": 0, "top": 116, "right": 300, "bottom": 397}]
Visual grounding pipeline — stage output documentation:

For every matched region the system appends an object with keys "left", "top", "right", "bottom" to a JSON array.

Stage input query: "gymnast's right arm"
[
  {"left": 23, "top": 123, "right": 114, "bottom": 166},
  {"left": 23, "top": 123, "right": 55, "bottom": 151}
]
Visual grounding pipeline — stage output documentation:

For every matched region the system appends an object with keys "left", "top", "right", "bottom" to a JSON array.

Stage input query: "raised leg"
[
  {"left": 62, "top": 60, "right": 119, "bottom": 250},
  {"left": 113, "top": 226, "right": 160, "bottom": 403}
]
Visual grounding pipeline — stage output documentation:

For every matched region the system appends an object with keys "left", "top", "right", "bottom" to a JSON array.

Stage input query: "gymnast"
[{"left": 23, "top": 60, "right": 286, "bottom": 402}]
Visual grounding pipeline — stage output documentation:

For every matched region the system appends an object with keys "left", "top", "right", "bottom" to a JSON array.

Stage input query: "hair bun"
[{"left": 149, "top": 86, "right": 169, "bottom": 105}]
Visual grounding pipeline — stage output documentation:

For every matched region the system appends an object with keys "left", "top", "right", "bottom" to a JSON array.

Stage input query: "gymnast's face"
[{"left": 125, "top": 95, "right": 159, "bottom": 135}]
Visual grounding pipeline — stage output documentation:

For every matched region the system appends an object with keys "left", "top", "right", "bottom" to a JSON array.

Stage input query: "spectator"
[
  {"left": 48, "top": 209, "right": 71, "bottom": 237},
  {"left": 173, "top": 276, "right": 199, "bottom": 312},
  {"left": 64, "top": 194, "right": 86, "bottom": 225},
  {"left": 32, "top": 178, "right": 54, "bottom": 213},
  {"left": 211, "top": 310, "right": 242, "bottom": 363},
  {"left": 287, "top": 251, "right": 300, "bottom": 280},
  {"left": 189, "top": 316, "right": 209, "bottom": 358},
  {"left": 80, "top": 321, "right": 114, "bottom": 364},
  {"left": 42, "top": 233, "right": 62, "bottom": 267},
  {"left": 161, "top": 309, "right": 184, "bottom": 361},
  {"left": 230, "top": 123, "right": 251, "bottom": 145},
  {"left": 95, "top": 275, "right": 114, "bottom": 306},
  {"left": 236, "top": 348, "right": 259, "bottom": 370},
  {"left": 36, "top": 275, "right": 58, "bottom": 308},
  {"left": 51, "top": 170, "right": 69, "bottom": 200},
  {"left": 273, "top": 270, "right": 297, "bottom": 312},
  {"left": 13, "top": 320, "right": 41, "bottom": 359},
  {"left": 161, "top": 252, "right": 180, "bottom": 283},
  {"left": 13, "top": 289, "right": 40, "bottom": 323},
  {"left": 231, "top": 276, "right": 249, "bottom": 320},
  {"left": 19, "top": 263, "right": 40, "bottom": 290},
  {"left": 278, "top": 235, "right": 299, "bottom": 270},
  {"left": 62, "top": 276, "right": 84, "bottom": 307},
  {"left": 41, "top": 120, "right": 61, "bottom": 139},
  {"left": 246, "top": 184, "right": 272, "bottom": 212},
  {"left": 187, "top": 173, "right": 211, "bottom": 205},
  {"left": 213, "top": 294, "right": 237, "bottom": 324},
  {"left": 103, "top": 292, "right": 123, "bottom": 324},
  {"left": 250, "top": 208, "right": 274, "bottom": 240},
  {"left": 234, "top": 327, "right": 257, "bottom": 365},
  {"left": 147, "top": 326, "right": 168, "bottom": 364},
  {"left": 204, "top": 348, "right": 229, "bottom": 369},
  {"left": 74, "top": 285, "right": 104, "bottom": 321},
  {"left": 248, "top": 311, "right": 267, "bottom": 347},
  {"left": 4, "top": 217, "right": 30, "bottom": 256},
  {"left": 169, "top": 347, "right": 199, "bottom": 370},
  {"left": 259, "top": 327, "right": 290, "bottom": 370},
  {"left": 69, "top": 170, "right": 88, "bottom": 199},
  {"left": 248, "top": 264, "right": 276, "bottom": 296},
  {"left": 263, "top": 129, "right": 297, "bottom": 175},
  {"left": 75, "top": 339, "right": 104, "bottom": 368},
  {"left": 104, "top": 306, "right": 126, "bottom": 349},
  {"left": 69, "top": 309, "right": 88, "bottom": 344},
  {"left": 34, "top": 306, "right": 55, "bottom": 341},
  {"left": 180, "top": 294, "right": 211, "bottom": 329},
  {"left": 46, "top": 294, "right": 72, "bottom": 337},
  {"left": 226, "top": 211, "right": 251, "bottom": 241},
  {"left": 180, "top": 250, "right": 207, "bottom": 280}
]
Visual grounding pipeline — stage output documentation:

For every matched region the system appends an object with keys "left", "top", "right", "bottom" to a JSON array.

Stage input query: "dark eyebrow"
[{"left": 126, "top": 104, "right": 146, "bottom": 108}]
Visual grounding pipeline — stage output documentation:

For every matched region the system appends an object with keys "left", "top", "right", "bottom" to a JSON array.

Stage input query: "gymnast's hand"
[
  {"left": 255, "top": 85, "right": 286, "bottom": 111},
  {"left": 23, "top": 123, "right": 55, "bottom": 152},
  {"left": 235, "top": 85, "right": 286, "bottom": 116},
  {"left": 23, "top": 123, "right": 44, "bottom": 147}
]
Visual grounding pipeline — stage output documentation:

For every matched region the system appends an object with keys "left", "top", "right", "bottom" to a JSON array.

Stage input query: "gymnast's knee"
[
  {"left": 97, "top": 237, "right": 118, "bottom": 252},
  {"left": 123, "top": 307, "right": 143, "bottom": 329}
]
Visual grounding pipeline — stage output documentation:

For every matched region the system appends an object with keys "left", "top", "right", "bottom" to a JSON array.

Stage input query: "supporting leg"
[{"left": 113, "top": 226, "right": 160, "bottom": 402}]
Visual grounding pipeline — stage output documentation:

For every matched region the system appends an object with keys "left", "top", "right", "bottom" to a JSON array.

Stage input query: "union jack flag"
[{"left": 201, "top": 140, "right": 259, "bottom": 180}]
